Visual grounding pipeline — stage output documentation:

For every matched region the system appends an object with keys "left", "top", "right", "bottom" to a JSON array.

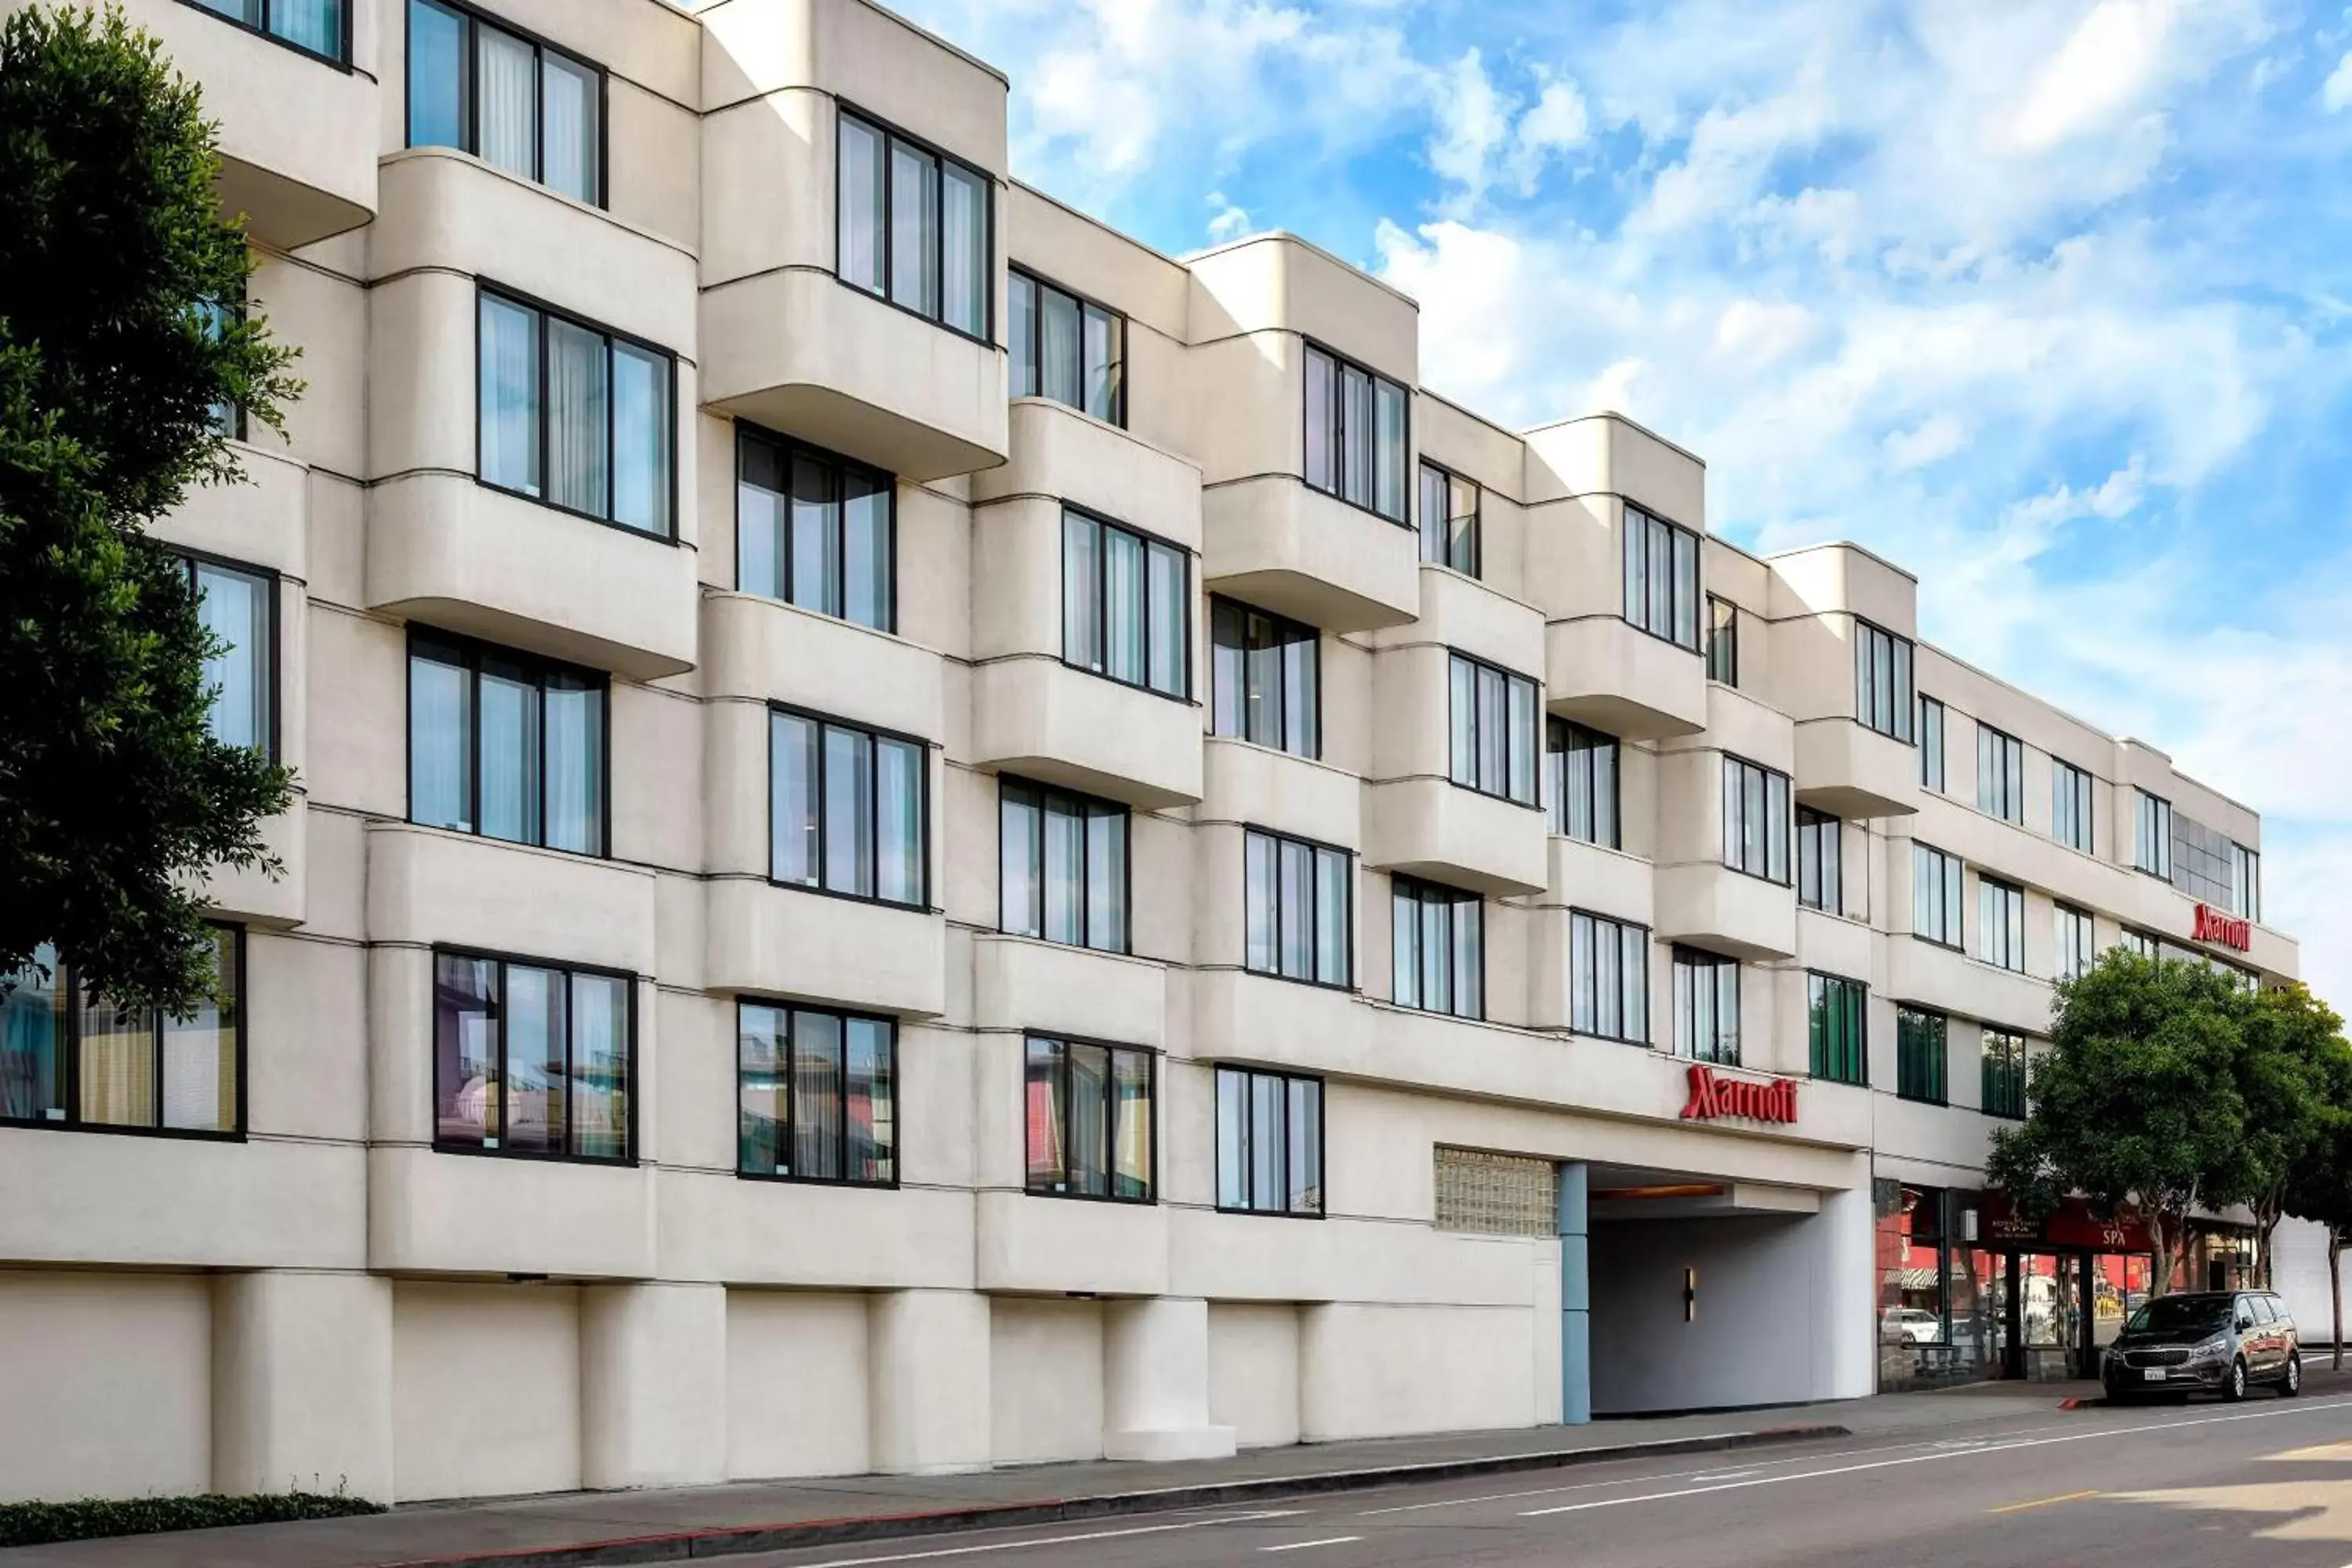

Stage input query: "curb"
[{"left": 383, "top": 1423, "right": 1852, "bottom": 1568}]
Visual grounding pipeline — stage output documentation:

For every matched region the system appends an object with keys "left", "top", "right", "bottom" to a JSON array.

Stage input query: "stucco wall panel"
[{"left": 391, "top": 1282, "right": 581, "bottom": 1501}]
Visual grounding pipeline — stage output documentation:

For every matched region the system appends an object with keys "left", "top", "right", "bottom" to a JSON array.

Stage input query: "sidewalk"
[{"left": 3, "top": 1381, "right": 2126, "bottom": 1568}]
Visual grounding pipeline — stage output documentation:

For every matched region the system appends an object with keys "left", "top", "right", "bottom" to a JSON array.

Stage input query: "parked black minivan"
[{"left": 2101, "top": 1290, "right": 2301, "bottom": 1403}]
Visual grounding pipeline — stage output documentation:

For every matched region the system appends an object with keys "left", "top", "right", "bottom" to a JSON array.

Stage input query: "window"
[
  {"left": 1621, "top": 504, "right": 1700, "bottom": 651},
  {"left": 1303, "top": 343, "right": 1408, "bottom": 523},
  {"left": 406, "top": 1, "right": 601, "bottom": 205},
  {"left": 1705, "top": 596, "right": 1737, "bottom": 684},
  {"left": 1417, "top": 462, "right": 1479, "bottom": 575},
  {"left": 477, "top": 288, "right": 672, "bottom": 536},
  {"left": 432, "top": 949, "right": 630, "bottom": 1161},
  {"left": 1, "top": 925, "right": 243, "bottom": 1135},
  {"left": 408, "top": 631, "right": 606, "bottom": 857},
  {"left": 185, "top": 555, "right": 274, "bottom": 757},
  {"left": 1808, "top": 973, "right": 1866, "bottom": 1086},
  {"left": 1896, "top": 1007, "right": 1947, "bottom": 1104},
  {"left": 1244, "top": 830, "right": 1351, "bottom": 988},
  {"left": 1391, "top": 877, "right": 1483, "bottom": 1019},
  {"left": 1721, "top": 756, "right": 1792, "bottom": 883},
  {"left": 1976, "top": 724, "right": 2024, "bottom": 822},
  {"left": 2055, "top": 904, "right": 2096, "bottom": 982},
  {"left": 1982, "top": 1029, "right": 2027, "bottom": 1119},
  {"left": 2121, "top": 928, "right": 2161, "bottom": 960},
  {"left": 2136, "top": 790, "right": 2172, "bottom": 876},
  {"left": 1854, "top": 619, "right": 1915, "bottom": 742},
  {"left": 1210, "top": 599, "right": 1318, "bottom": 757},
  {"left": 1673, "top": 948, "right": 1740, "bottom": 1065},
  {"left": 770, "top": 710, "right": 927, "bottom": 908},
  {"left": 1918, "top": 696, "right": 1946, "bottom": 792},
  {"left": 1570, "top": 912, "right": 1650, "bottom": 1044},
  {"left": 196, "top": 298, "right": 245, "bottom": 439},
  {"left": 192, "top": 0, "right": 344, "bottom": 63},
  {"left": 2231, "top": 844, "right": 2261, "bottom": 922},
  {"left": 1978, "top": 876, "right": 2025, "bottom": 973},
  {"left": 1545, "top": 719, "right": 1620, "bottom": 848},
  {"left": 737, "top": 1002, "right": 894, "bottom": 1185},
  {"left": 2053, "top": 759, "right": 2093, "bottom": 853},
  {"left": 1000, "top": 779, "right": 1128, "bottom": 954},
  {"left": 1025, "top": 1035, "right": 1152, "bottom": 1201},
  {"left": 836, "top": 109, "right": 989, "bottom": 339},
  {"left": 1912, "top": 843, "right": 1964, "bottom": 947},
  {"left": 1448, "top": 652, "right": 1540, "bottom": 806},
  {"left": 1216, "top": 1066, "right": 1322, "bottom": 1216},
  {"left": 1798, "top": 808, "right": 1842, "bottom": 914},
  {"left": 1009, "top": 268, "right": 1123, "bottom": 424},
  {"left": 1064, "top": 508, "right": 1189, "bottom": 700},
  {"left": 2169, "top": 810, "right": 2240, "bottom": 911},
  {"left": 736, "top": 426, "right": 894, "bottom": 632}
]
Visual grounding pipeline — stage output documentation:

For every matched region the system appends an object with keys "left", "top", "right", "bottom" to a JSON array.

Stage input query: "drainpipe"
[{"left": 1559, "top": 1160, "right": 1591, "bottom": 1425}]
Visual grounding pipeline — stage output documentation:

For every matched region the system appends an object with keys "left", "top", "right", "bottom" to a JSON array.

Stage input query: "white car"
[{"left": 1882, "top": 1307, "right": 1943, "bottom": 1344}]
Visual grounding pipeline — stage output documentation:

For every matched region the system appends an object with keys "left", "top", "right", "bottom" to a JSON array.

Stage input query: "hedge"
[{"left": 0, "top": 1491, "right": 385, "bottom": 1548}]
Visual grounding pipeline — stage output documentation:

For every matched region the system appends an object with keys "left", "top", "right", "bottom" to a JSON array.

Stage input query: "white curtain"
[
  {"left": 194, "top": 562, "right": 268, "bottom": 751},
  {"left": 545, "top": 318, "right": 608, "bottom": 517},
  {"left": 543, "top": 678, "right": 602, "bottom": 856},
  {"left": 609, "top": 343, "right": 667, "bottom": 535},
  {"left": 541, "top": 50, "right": 599, "bottom": 203},
  {"left": 271, "top": 0, "right": 342, "bottom": 56},
  {"left": 477, "top": 295, "right": 539, "bottom": 495},
  {"left": 476, "top": 25, "right": 536, "bottom": 180}
]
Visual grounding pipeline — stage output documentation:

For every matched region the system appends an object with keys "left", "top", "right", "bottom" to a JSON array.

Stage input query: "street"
[{"left": 734, "top": 1394, "right": 2352, "bottom": 1568}]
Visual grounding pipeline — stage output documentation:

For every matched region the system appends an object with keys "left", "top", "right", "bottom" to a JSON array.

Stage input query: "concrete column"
[
  {"left": 579, "top": 1282, "right": 727, "bottom": 1490},
  {"left": 1557, "top": 1162, "right": 1591, "bottom": 1425},
  {"left": 1102, "top": 1297, "right": 1235, "bottom": 1461},
  {"left": 1814, "top": 1183, "right": 1878, "bottom": 1399},
  {"left": 211, "top": 1270, "right": 394, "bottom": 1502},
  {"left": 868, "top": 1288, "right": 992, "bottom": 1474}
]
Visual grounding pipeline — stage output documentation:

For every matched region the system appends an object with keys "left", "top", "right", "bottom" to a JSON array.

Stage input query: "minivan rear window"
[{"left": 2125, "top": 1295, "right": 2234, "bottom": 1336}]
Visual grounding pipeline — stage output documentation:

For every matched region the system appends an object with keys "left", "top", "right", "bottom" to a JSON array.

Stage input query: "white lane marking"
[
  {"left": 1260, "top": 1537, "right": 1363, "bottom": 1552},
  {"left": 784, "top": 1509, "right": 1305, "bottom": 1567},
  {"left": 1521, "top": 1398, "right": 2352, "bottom": 1518},
  {"left": 1687, "top": 1468, "right": 1760, "bottom": 1482}
]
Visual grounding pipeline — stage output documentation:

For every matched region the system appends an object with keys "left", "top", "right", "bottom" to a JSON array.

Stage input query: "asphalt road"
[{"left": 734, "top": 1392, "right": 2352, "bottom": 1568}]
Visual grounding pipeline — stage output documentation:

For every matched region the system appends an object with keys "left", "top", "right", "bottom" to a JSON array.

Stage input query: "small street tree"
[
  {"left": 1988, "top": 949, "right": 2255, "bottom": 1297},
  {"left": 2285, "top": 1089, "right": 2352, "bottom": 1370},
  {"left": 0, "top": 3, "right": 299, "bottom": 1014},
  {"left": 2238, "top": 983, "right": 2352, "bottom": 1286}
]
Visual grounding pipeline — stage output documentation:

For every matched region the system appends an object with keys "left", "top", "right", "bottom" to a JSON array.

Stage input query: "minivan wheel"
[
  {"left": 2225, "top": 1358, "right": 2249, "bottom": 1403},
  {"left": 2281, "top": 1354, "right": 2303, "bottom": 1398}
]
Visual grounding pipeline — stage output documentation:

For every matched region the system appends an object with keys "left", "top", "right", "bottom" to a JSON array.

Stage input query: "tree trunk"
[
  {"left": 2150, "top": 1210, "right": 2175, "bottom": 1299},
  {"left": 2334, "top": 1231, "right": 2344, "bottom": 1373},
  {"left": 2254, "top": 1205, "right": 2280, "bottom": 1290}
]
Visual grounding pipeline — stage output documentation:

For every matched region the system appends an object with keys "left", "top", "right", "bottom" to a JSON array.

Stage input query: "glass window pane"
[
  {"left": 74, "top": 986, "right": 153, "bottom": 1127},
  {"left": 1392, "top": 887, "right": 1419, "bottom": 1009},
  {"left": 1112, "top": 1049, "right": 1152, "bottom": 1200},
  {"left": 407, "top": 0, "right": 466, "bottom": 151},
  {"left": 1420, "top": 463, "right": 1446, "bottom": 565},
  {"left": 1250, "top": 1072, "right": 1285, "bottom": 1212},
  {"left": 270, "top": 0, "right": 342, "bottom": 56},
  {"left": 434, "top": 954, "right": 499, "bottom": 1147},
  {"left": 1315, "top": 848, "right": 1349, "bottom": 985},
  {"left": 837, "top": 114, "right": 885, "bottom": 294},
  {"left": 478, "top": 294, "right": 540, "bottom": 495},
  {"left": 545, "top": 318, "right": 610, "bottom": 517},
  {"left": 1042, "top": 796, "right": 1083, "bottom": 945},
  {"left": 474, "top": 24, "right": 536, "bottom": 180},
  {"left": 1304, "top": 349, "right": 1335, "bottom": 493},
  {"left": 940, "top": 162, "right": 988, "bottom": 337},
  {"left": 1288, "top": 1078, "right": 1322, "bottom": 1214},
  {"left": 737, "top": 433, "right": 786, "bottom": 599},
  {"left": 1449, "top": 657, "right": 1475, "bottom": 786},
  {"left": 847, "top": 1017, "right": 895, "bottom": 1182},
  {"left": 1083, "top": 304, "right": 1123, "bottom": 423},
  {"left": 1374, "top": 379, "right": 1408, "bottom": 521},
  {"left": 543, "top": 673, "right": 603, "bottom": 855},
  {"left": 1453, "top": 898, "right": 1483, "bottom": 1018},
  {"left": 1623, "top": 511, "right": 1647, "bottom": 628},
  {"left": 1571, "top": 916, "right": 1596, "bottom": 1033},
  {"left": 1286, "top": 630, "right": 1318, "bottom": 757},
  {"left": 791, "top": 1010, "right": 843, "bottom": 1180},
  {"left": 1025, "top": 1038, "right": 1064, "bottom": 1189},
  {"left": 1000, "top": 787, "right": 1040, "bottom": 937},
  {"left": 477, "top": 659, "right": 542, "bottom": 846},
  {"left": 1278, "top": 838, "right": 1312, "bottom": 981},
  {"left": 541, "top": 51, "right": 600, "bottom": 203},
  {"left": 1, "top": 944, "right": 67, "bottom": 1121},
  {"left": 843, "top": 470, "right": 893, "bottom": 631},
  {"left": 1341, "top": 365, "right": 1373, "bottom": 506},
  {"left": 1105, "top": 526, "right": 1146, "bottom": 685},
  {"left": 1244, "top": 831, "right": 1275, "bottom": 975},
  {"left": 1210, "top": 601, "right": 1244, "bottom": 739},
  {"left": 1649, "top": 520, "right": 1671, "bottom": 639},
  {"left": 739, "top": 1004, "right": 786, "bottom": 1174},
  {"left": 194, "top": 561, "right": 270, "bottom": 753},
  {"left": 876, "top": 738, "right": 925, "bottom": 906},
  {"left": 409, "top": 642, "right": 473, "bottom": 833},
  {"left": 168, "top": 931, "right": 241, "bottom": 1118},
  {"left": 1623, "top": 925, "right": 1648, "bottom": 1041},
  {"left": 792, "top": 455, "right": 840, "bottom": 618},
  {"left": 1147, "top": 541, "right": 1186, "bottom": 698},
  {"left": 1672, "top": 528, "right": 1698, "bottom": 648},
  {"left": 1009, "top": 273, "right": 1038, "bottom": 397},
  {"left": 1421, "top": 893, "right": 1450, "bottom": 1015},
  {"left": 1508, "top": 677, "right": 1537, "bottom": 804},
  {"left": 609, "top": 343, "right": 669, "bottom": 535},
  {"left": 824, "top": 725, "right": 876, "bottom": 898},
  {"left": 1063, "top": 510, "right": 1100, "bottom": 671},
  {"left": 889, "top": 139, "right": 939, "bottom": 317},
  {"left": 1040, "top": 285, "right": 1080, "bottom": 407},
  {"left": 771, "top": 712, "right": 819, "bottom": 887},
  {"left": 1087, "top": 803, "right": 1127, "bottom": 953},
  {"left": 502, "top": 964, "right": 565, "bottom": 1154},
  {"left": 1243, "top": 612, "right": 1280, "bottom": 749},
  {"left": 1067, "top": 1041, "right": 1109, "bottom": 1196}
]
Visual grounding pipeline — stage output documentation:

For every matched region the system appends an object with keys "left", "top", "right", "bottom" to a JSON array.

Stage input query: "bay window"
[
  {"left": 477, "top": 288, "right": 673, "bottom": 536},
  {"left": 1913, "top": 843, "right": 1964, "bottom": 947},
  {"left": 1417, "top": 461, "right": 1479, "bottom": 575},
  {"left": 737, "top": 1002, "right": 895, "bottom": 1185},
  {"left": 1449, "top": 652, "right": 1540, "bottom": 806},
  {"left": 433, "top": 949, "right": 631, "bottom": 1161},
  {"left": 1673, "top": 947, "right": 1740, "bottom": 1065},
  {"left": 1243, "top": 829, "right": 1351, "bottom": 988},
  {"left": 1025, "top": 1035, "right": 1153, "bottom": 1201},
  {"left": 736, "top": 426, "right": 895, "bottom": 632},
  {"left": 408, "top": 631, "right": 607, "bottom": 857},
  {"left": 770, "top": 709, "right": 927, "bottom": 907},
  {"left": 1000, "top": 779, "right": 1129, "bottom": 954},
  {"left": 1391, "top": 877, "right": 1483, "bottom": 1019},
  {"left": 1546, "top": 719, "right": 1620, "bottom": 847},
  {"left": 1853, "top": 619, "right": 1915, "bottom": 741},
  {"left": 1303, "top": 343, "right": 1407, "bottom": 523},
  {"left": 1064, "top": 508, "right": 1189, "bottom": 699},
  {"left": 1721, "top": 755, "right": 1791, "bottom": 883},
  {"left": 837, "top": 108, "right": 989, "bottom": 339},
  {"left": 406, "top": 1, "right": 602, "bottom": 205},
  {"left": 1216, "top": 1066, "right": 1323, "bottom": 1216},
  {"left": 193, "top": 0, "right": 344, "bottom": 63},
  {"left": 1622, "top": 504, "right": 1700, "bottom": 650},
  {"left": 1010, "top": 268, "right": 1123, "bottom": 424},
  {"left": 1210, "top": 598, "right": 1318, "bottom": 757},
  {"left": 1808, "top": 973, "right": 1866, "bottom": 1086},
  {"left": 1, "top": 925, "right": 243, "bottom": 1135},
  {"left": 1570, "top": 911, "right": 1649, "bottom": 1044}
]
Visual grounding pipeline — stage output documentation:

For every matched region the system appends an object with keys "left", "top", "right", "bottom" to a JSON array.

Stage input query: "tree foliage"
[{"left": 0, "top": 3, "right": 300, "bottom": 1013}]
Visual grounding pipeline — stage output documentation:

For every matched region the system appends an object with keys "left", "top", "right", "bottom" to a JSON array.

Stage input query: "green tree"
[
  {"left": 0, "top": 4, "right": 299, "bottom": 1014},
  {"left": 2285, "top": 1091, "right": 2352, "bottom": 1370},
  {"left": 2238, "top": 983, "right": 2352, "bottom": 1287},
  {"left": 1989, "top": 950, "right": 2256, "bottom": 1297}
]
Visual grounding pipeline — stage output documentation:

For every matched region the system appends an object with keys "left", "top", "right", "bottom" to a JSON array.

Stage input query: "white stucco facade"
[{"left": 0, "top": 0, "right": 2307, "bottom": 1504}]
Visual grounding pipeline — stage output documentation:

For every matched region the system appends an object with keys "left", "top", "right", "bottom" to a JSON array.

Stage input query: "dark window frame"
[
  {"left": 0, "top": 923, "right": 248, "bottom": 1142},
  {"left": 1242, "top": 827, "right": 1354, "bottom": 991},
  {"left": 1546, "top": 717, "right": 1621, "bottom": 848},
  {"left": 404, "top": 626, "right": 613, "bottom": 859},
  {"left": 474, "top": 280, "right": 679, "bottom": 542},
  {"left": 403, "top": 0, "right": 611, "bottom": 207},
  {"left": 1976, "top": 721, "right": 2025, "bottom": 824},
  {"left": 1918, "top": 695, "right": 1946, "bottom": 793},
  {"left": 1416, "top": 458, "right": 1480, "bottom": 576},
  {"left": 2053, "top": 757, "right": 2095, "bottom": 854},
  {"left": 1979, "top": 873, "right": 2026, "bottom": 973},
  {"left": 1981, "top": 1028, "right": 2028, "bottom": 1120},
  {"left": 2055, "top": 902, "right": 2096, "bottom": 982},
  {"left": 1214, "top": 1064, "right": 1326, "bottom": 1218},
  {"left": 1023, "top": 1033, "right": 1157, "bottom": 1204},
  {"left": 2136, "top": 789, "right": 2173, "bottom": 878},
  {"left": 834, "top": 103, "right": 996, "bottom": 346},
  {"left": 180, "top": 546, "right": 283, "bottom": 765},
  {"left": 1797, "top": 806, "right": 1842, "bottom": 914},
  {"left": 1301, "top": 338, "right": 1410, "bottom": 525},
  {"left": 733, "top": 420, "right": 899, "bottom": 633},
  {"left": 1912, "top": 841, "right": 1965, "bottom": 950},
  {"left": 1007, "top": 263, "right": 1126, "bottom": 426},
  {"left": 1391, "top": 874, "right": 1485, "bottom": 1020},
  {"left": 180, "top": 0, "right": 353, "bottom": 70},
  {"left": 1896, "top": 1005, "right": 1949, "bottom": 1105},
  {"left": 1808, "top": 971, "right": 1867, "bottom": 1086},
  {"left": 1672, "top": 946, "right": 1741, "bottom": 1065},
  {"left": 766, "top": 702, "right": 933, "bottom": 912},
  {"left": 1209, "top": 596, "right": 1320, "bottom": 759},
  {"left": 1705, "top": 594, "right": 1738, "bottom": 685},
  {"left": 1853, "top": 618, "right": 1915, "bottom": 742},
  {"left": 1060, "top": 504, "right": 1193, "bottom": 703},
  {"left": 1447, "top": 649, "right": 1543, "bottom": 809},
  {"left": 1570, "top": 909, "right": 1650, "bottom": 1046},
  {"left": 734, "top": 998, "right": 898, "bottom": 1189},
  {"left": 429, "top": 943, "right": 638, "bottom": 1166},
  {"left": 997, "top": 776, "right": 1133, "bottom": 956},
  {"left": 1621, "top": 502, "right": 1703, "bottom": 652},
  {"left": 1722, "top": 753, "right": 1793, "bottom": 885}
]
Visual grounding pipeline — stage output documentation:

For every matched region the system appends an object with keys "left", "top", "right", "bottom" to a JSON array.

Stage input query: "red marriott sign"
[
  {"left": 2193, "top": 903, "right": 2252, "bottom": 952},
  {"left": 1679, "top": 1065, "right": 1798, "bottom": 1125}
]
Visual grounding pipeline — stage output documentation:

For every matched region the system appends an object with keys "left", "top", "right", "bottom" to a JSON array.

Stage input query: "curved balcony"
[
  {"left": 705, "top": 880, "right": 946, "bottom": 1019},
  {"left": 975, "top": 935, "right": 1168, "bottom": 1051},
  {"left": 1545, "top": 617, "right": 1707, "bottom": 740},
  {"left": 971, "top": 399, "right": 1203, "bottom": 552},
  {"left": 1199, "top": 739, "right": 1361, "bottom": 850},
  {"left": 1201, "top": 476, "right": 1418, "bottom": 633},
  {"left": 699, "top": 590, "right": 945, "bottom": 742},
  {"left": 1795, "top": 717, "right": 1918, "bottom": 819},
  {"left": 970, "top": 657, "right": 1202, "bottom": 810},
  {"left": 1653, "top": 862, "right": 1798, "bottom": 962},
  {"left": 1363, "top": 778, "right": 1548, "bottom": 897}
]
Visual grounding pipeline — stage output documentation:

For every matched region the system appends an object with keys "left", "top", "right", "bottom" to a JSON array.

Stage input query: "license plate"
[{"left": 2143, "top": 1368, "right": 2167, "bottom": 1381}]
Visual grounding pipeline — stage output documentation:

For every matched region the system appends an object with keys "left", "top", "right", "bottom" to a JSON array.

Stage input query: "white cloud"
[
  {"left": 1428, "top": 49, "right": 1513, "bottom": 209},
  {"left": 1204, "top": 191, "right": 1254, "bottom": 243},
  {"left": 2323, "top": 49, "right": 2352, "bottom": 110},
  {"left": 2007, "top": 0, "right": 2175, "bottom": 151},
  {"left": 1882, "top": 413, "right": 1969, "bottom": 470}
]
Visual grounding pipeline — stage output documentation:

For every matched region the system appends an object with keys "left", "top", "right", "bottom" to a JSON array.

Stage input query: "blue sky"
[{"left": 895, "top": 0, "right": 2352, "bottom": 1013}]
